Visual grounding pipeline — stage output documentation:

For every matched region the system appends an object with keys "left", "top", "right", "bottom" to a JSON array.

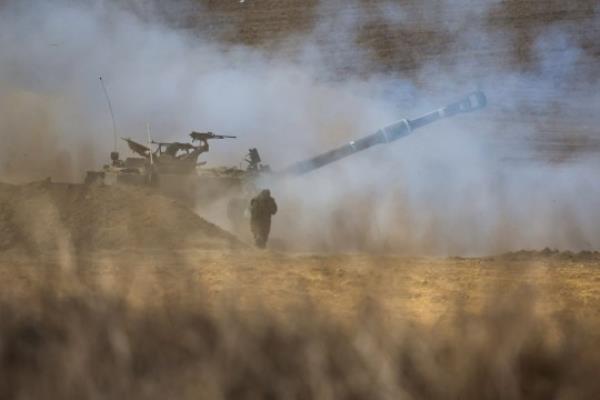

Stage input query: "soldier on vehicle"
[{"left": 249, "top": 189, "right": 277, "bottom": 248}]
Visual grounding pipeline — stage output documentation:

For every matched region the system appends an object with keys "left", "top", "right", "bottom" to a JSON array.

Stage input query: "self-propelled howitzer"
[
  {"left": 281, "top": 91, "right": 487, "bottom": 176},
  {"left": 86, "top": 91, "right": 487, "bottom": 215}
]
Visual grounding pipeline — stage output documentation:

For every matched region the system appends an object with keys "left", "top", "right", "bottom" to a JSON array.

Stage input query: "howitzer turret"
[{"left": 281, "top": 91, "right": 487, "bottom": 176}]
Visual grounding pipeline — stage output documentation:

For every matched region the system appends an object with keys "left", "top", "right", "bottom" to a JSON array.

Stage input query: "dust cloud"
[{"left": 1, "top": 0, "right": 599, "bottom": 255}]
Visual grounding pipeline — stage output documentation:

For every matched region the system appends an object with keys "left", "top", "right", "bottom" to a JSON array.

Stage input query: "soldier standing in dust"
[{"left": 249, "top": 189, "right": 277, "bottom": 248}]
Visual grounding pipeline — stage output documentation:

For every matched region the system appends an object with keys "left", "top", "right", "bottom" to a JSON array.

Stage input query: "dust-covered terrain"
[
  {"left": 1, "top": 0, "right": 600, "bottom": 398},
  {"left": 0, "top": 181, "right": 241, "bottom": 252},
  {"left": 0, "top": 180, "right": 599, "bottom": 398}
]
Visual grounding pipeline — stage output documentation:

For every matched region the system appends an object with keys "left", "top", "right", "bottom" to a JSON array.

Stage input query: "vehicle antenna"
[
  {"left": 99, "top": 76, "right": 118, "bottom": 152},
  {"left": 146, "top": 123, "right": 154, "bottom": 165}
]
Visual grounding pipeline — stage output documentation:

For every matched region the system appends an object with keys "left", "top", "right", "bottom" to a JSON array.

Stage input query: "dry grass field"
[
  {"left": 3, "top": 247, "right": 600, "bottom": 325},
  {"left": 1, "top": 246, "right": 600, "bottom": 398}
]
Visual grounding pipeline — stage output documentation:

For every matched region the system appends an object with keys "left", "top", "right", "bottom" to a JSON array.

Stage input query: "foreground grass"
[{"left": 0, "top": 249, "right": 599, "bottom": 399}]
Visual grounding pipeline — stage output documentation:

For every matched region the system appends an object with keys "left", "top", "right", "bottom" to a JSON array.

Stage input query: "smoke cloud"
[{"left": 1, "top": 0, "right": 599, "bottom": 255}]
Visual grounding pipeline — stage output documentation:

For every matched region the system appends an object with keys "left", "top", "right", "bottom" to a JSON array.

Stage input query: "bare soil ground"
[
  {"left": 0, "top": 181, "right": 242, "bottom": 252},
  {"left": 3, "top": 247, "right": 600, "bottom": 326}
]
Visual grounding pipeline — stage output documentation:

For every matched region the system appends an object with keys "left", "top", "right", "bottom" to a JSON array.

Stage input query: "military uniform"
[{"left": 249, "top": 189, "right": 277, "bottom": 248}]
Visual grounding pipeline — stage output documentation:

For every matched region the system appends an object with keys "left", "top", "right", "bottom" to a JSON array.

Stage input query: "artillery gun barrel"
[{"left": 282, "top": 91, "right": 486, "bottom": 176}]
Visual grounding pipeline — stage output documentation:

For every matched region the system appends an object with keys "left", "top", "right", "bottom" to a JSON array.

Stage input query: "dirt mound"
[{"left": 0, "top": 181, "right": 243, "bottom": 252}]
